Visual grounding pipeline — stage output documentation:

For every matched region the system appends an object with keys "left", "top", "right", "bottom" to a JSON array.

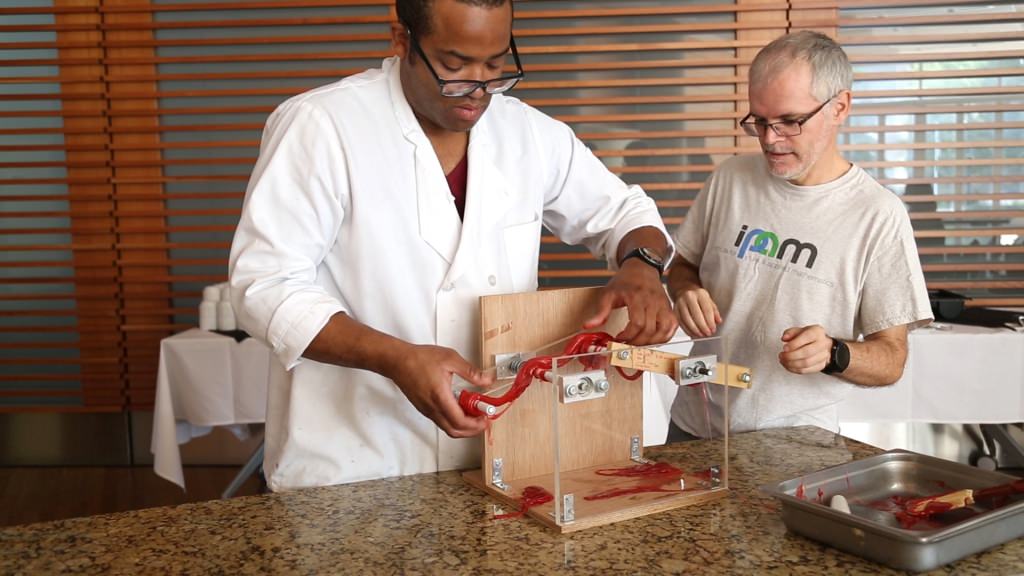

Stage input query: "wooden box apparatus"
[{"left": 463, "top": 287, "right": 753, "bottom": 532}]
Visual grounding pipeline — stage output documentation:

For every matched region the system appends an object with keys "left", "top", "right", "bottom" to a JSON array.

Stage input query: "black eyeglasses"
[
  {"left": 739, "top": 96, "right": 836, "bottom": 138},
  {"left": 406, "top": 30, "right": 524, "bottom": 98}
]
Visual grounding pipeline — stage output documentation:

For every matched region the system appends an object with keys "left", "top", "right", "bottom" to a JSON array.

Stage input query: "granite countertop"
[{"left": 2, "top": 426, "right": 1021, "bottom": 574}]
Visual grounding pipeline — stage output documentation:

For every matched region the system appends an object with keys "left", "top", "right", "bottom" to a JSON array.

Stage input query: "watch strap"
[
  {"left": 822, "top": 337, "right": 850, "bottom": 375},
  {"left": 619, "top": 247, "right": 665, "bottom": 274}
]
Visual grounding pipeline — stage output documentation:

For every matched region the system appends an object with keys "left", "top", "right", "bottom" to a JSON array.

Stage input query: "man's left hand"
[
  {"left": 779, "top": 324, "right": 832, "bottom": 374},
  {"left": 584, "top": 259, "right": 678, "bottom": 345}
]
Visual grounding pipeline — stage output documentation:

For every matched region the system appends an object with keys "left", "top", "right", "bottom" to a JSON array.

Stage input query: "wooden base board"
[{"left": 464, "top": 460, "right": 728, "bottom": 533}]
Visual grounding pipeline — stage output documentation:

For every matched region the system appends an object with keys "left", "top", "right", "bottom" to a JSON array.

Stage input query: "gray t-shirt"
[{"left": 671, "top": 154, "right": 933, "bottom": 436}]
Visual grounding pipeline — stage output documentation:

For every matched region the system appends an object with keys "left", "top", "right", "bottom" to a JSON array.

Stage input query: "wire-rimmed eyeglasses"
[
  {"left": 739, "top": 96, "right": 836, "bottom": 138},
  {"left": 406, "top": 29, "right": 524, "bottom": 98}
]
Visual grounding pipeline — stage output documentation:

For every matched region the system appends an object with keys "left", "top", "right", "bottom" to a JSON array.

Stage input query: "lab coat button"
[{"left": 488, "top": 275, "right": 497, "bottom": 286}]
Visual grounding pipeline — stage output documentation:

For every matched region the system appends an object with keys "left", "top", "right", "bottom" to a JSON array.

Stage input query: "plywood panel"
[{"left": 479, "top": 287, "right": 633, "bottom": 484}]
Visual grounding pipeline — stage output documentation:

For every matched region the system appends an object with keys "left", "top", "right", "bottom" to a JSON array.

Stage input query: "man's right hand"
[
  {"left": 383, "top": 343, "right": 492, "bottom": 439},
  {"left": 667, "top": 257, "right": 722, "bottom": 338},
  {"left": 674, "top": 287, "right": 722, "bottom": 338}
]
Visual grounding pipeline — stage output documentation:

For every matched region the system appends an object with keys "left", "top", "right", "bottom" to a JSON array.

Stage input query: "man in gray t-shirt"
[{"left": 667, "top": 31, "right": 933, "bottom": 438}]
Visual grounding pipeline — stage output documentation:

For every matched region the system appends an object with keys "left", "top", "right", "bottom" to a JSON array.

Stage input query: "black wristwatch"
[
  {"left": 619, "top": 247, "right": 666, "bottom": 274},
  {"left": 822, "top": 337, "right": 850, "bottom": 375}
]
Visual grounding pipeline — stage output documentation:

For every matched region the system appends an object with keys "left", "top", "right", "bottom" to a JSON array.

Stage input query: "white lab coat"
[{"left": 229, "top": 57, "right": 669, "bottom": 491}]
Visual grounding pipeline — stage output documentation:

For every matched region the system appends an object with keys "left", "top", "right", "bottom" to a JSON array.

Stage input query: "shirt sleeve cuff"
[{"left": 267, "top": 292, "right": 347, "bottom": 370}]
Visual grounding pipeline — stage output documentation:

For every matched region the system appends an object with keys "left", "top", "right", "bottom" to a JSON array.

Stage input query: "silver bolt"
[
  {"left": 508, "top": 358, "right": 524, "bottom": 373},
  {"left": 739, "top": 372, "right": 751, "bottom": 383},
  {"left": 595, "top": 379, "right": 610, "bottom": 393},
  {"left": 577, "top": 377, "right": 593, "bottom": 396},
  {"left": 617, "top": 350, "right": 631, "bottom": 360},
  {"left": 683, "top": 367, "right": 694, "bottom": 379},
  {"left": 566, "top": 384, "right": 578, "bottom": 397}
]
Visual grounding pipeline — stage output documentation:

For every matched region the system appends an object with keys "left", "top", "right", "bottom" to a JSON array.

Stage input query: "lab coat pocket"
[{"left": 502, "top": 215, "right": 542, "bottom": 293}]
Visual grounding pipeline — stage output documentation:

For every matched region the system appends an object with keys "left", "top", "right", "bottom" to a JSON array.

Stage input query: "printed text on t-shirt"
[{"left": 734, "top": 224, "right": 818, "bottom": 269}]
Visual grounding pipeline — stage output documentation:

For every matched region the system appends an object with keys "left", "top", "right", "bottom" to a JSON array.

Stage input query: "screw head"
[
  {"left": 566, "top": 384, "right": 578, "bottom": 397},
  {"left": 739, "top": 372, "right": 751, "bottom": 383},
  {"left": 617, "top": 350, "right": 630, "bottom": 360},
  {"left": 595, "top": 379, "right": 610, "bottom": 392}
]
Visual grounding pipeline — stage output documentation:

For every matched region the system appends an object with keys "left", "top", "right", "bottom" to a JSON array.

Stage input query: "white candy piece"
[{"left": 830, "top": 494, "right": 851, "bottom": 514}]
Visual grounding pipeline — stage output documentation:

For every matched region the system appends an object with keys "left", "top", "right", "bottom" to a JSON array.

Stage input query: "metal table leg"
[{"left": 221, "top": 440, "right": 264, "bottom": 499}]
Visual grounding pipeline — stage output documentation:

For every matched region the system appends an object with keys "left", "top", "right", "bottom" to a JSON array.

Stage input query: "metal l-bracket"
[
  {"left": 491, "top": 458, "right": 509, "bottom": 491},
  {"left": 630, "top": 435, "right": 651, "bottom": 464},
  {"left": 494, "top": 352, "right": 530, "bottom": 379},
  {"left": 562, "top": 494, "right": 575, "bottom": 523}
]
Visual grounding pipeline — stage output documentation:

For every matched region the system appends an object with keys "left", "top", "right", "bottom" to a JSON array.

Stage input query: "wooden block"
[
  {"left": 905, "top": 488, "right": 974, "bottom": 516},
  {"left": 607, "top": 342, "right": 752, "bottom": 389}
]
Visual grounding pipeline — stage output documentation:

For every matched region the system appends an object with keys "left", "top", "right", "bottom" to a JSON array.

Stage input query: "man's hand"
[
  {"left": 584, "top": 258, "right": 678, "bottom": 345},
  {"left": 673, "top": 286, "right": 722, "bottom": 338},
  {"left": 779, "top": 325, "right": 832, "bottom": 374},
  {"left": 666, "top": 256, "right": 721, "bottom": 338},
  {"left": 381, "top": 343, "right": 493, "bottom": 438}
]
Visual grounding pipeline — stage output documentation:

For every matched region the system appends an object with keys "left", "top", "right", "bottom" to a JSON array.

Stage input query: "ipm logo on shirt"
[{"left": 734, "top": 224, "right": 818, "bottom": 269}]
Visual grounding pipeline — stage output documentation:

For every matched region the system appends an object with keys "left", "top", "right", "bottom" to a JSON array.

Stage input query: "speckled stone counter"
[{"left": 2, "top": 427, "right": 1021, "bottom": 575}]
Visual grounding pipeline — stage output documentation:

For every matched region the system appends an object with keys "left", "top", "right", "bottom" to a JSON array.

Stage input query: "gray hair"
[{"left": 749, "top": 31, "right": 853, "bottom": 102}]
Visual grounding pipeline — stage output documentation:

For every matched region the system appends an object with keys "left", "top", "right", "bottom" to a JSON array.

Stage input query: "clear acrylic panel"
[{"left": 477, "top": 331, "right": 740, "bottom": 531}]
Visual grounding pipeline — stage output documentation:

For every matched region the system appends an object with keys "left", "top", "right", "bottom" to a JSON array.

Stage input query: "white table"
[
  {"left": 151, "top": 329, "right": 273, "bottom": 490},
  {"left": 838, "top": 323, "right": 1024, "bottom": 424},
  {"left": 838, "top": 322, "right": 1024, "bottom": 463}
]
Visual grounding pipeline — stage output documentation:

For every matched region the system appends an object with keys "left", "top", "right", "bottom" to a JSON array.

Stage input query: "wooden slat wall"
[
  {"left": 829, "top": 0, "right": 1024, "bottom": 307},
  {"left": 1, "top": 0, "right": 1021, "bottom": 411}
]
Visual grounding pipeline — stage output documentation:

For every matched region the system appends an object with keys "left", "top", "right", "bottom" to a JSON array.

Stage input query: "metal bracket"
[
  {"left": 561, "top": 493, "right": 575, "bottom": 523},
  {"left": 494, "top": 352, "right": 528, "bottom": 380},
  {"left": 626, "top": 434, "right": 651, "bottom": 461},
  {"left": 709, "top": 464, "right": 721, "bottom": 488},
  {"left": 491, "top": 458, "right": 509, "bottom": 491},
  {"left": 557, "top": 369, "right": 609, "bottom": 404},
  {"left": 676, "top": 354, "right": 718, "bottom": 386}
]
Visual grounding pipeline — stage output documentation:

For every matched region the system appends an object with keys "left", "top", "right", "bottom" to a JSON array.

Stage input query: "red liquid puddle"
[
  {"left": 493, "top": 485, "right": 554, "bottom": 520},
  {"left": 584, "top": 463, "right": 712, "bottom": 502},
  {"left": 584, "top": 484, "right": 681, "bottom": 501},
  {"left": 853, "top": 489, "right": 1002, "bottom": 531},
  {"left": 595, "top": 462, "right": 682, "bottom": 478}
]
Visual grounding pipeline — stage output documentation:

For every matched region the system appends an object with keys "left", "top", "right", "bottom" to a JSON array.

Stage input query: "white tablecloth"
[
  {"left": 151, "top": 329, "right": 273, "bottom": 489},
  {"left": 838, "top": 323, "right": 1024, "bottom": 424}
]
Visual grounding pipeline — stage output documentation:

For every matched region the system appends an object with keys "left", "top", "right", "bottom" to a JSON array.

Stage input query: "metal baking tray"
[{"left": 760, "top": 450, "right": 1024, "bottom": 572}]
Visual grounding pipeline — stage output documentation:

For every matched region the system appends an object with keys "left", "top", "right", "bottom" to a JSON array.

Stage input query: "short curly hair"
[{"left": 396, "top": 0, "right": 511, "bottom": 39}]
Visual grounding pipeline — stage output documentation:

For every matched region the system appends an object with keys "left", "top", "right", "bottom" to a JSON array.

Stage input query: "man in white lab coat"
[{"left": 229, "top": 0, "right": 677, "bottom": 491}]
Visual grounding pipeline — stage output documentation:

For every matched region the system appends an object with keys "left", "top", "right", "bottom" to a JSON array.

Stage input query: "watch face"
[
  {"left": 835, "top": 339, "right": 851, "bottom": 371},
  {"left": 638, "top": 247, "right": 664, "bottom": 266}
]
